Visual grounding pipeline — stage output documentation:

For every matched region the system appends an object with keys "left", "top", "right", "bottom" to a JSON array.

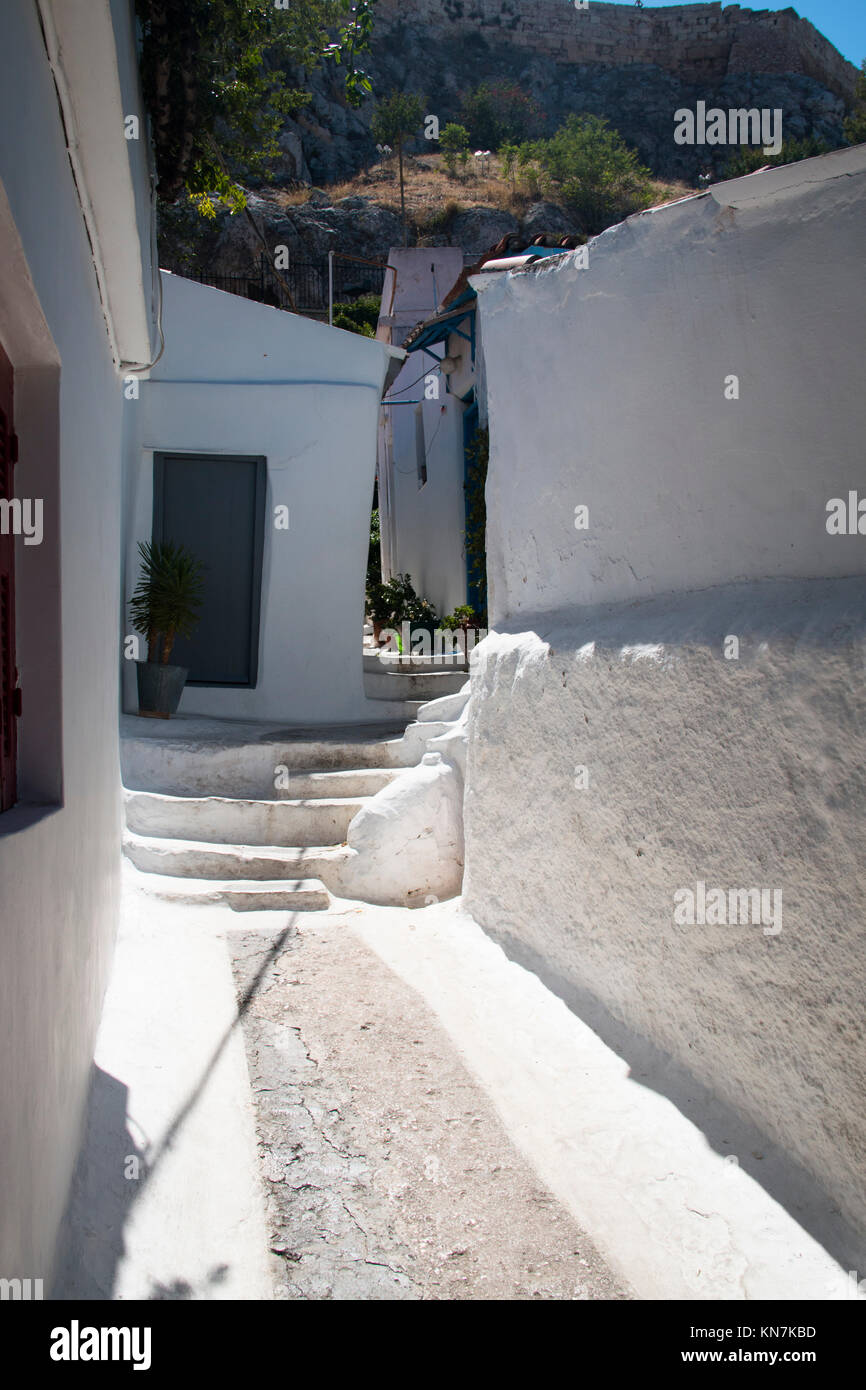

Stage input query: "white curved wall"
[{"left": 465, "top": 149, "right": 866, "bottom": 1262}]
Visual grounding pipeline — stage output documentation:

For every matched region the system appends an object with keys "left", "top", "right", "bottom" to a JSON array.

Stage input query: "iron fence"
[{"left": 191, "top": 253, "right": 386, "bottom": 321}]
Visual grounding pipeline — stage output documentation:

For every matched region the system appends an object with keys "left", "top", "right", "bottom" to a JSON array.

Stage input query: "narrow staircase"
[{"left": 120, "top": 711, "right": 451, "bottom": 911}]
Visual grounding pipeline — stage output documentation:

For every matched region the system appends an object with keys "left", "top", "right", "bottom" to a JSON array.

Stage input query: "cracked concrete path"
[
  {"left": 56, "top": 870, "right": 849, "bottom": 1301},
  {"left": 231, "top": 918, "right": 628, "bottom": 1301}
]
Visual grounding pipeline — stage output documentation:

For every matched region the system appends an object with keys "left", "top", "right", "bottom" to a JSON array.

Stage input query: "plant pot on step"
[
  {"left": 136, "top": 660, "right": 189, "bottom": 719},
  {"left": 128, "top": 537, "right": 205, "bottom": 720}
]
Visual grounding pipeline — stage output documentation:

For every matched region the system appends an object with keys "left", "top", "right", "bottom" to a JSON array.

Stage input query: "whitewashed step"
[
  {"left": 364, "top": 669, "right": 468, "bottom": 700},
  {"left": 363, "top": 652, "right": 469, "bottom": 674},
  {"left": 124, "top": 789, "right": 365, "bottom": 847},
  {"left": 123, "top": 830, "right": 348, "bottom": 882},
  {"left": 120, "top": 716, "right": 417, "bottom": 796},
  {"left": 280, "top": 767, "right": 401, "bottom": 799},
  {"left": 131, "top": 872, "right": 331, "bottom": 911}
]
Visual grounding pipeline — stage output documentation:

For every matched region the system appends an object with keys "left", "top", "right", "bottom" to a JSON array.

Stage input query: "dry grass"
[
  {"left": 272, "top": 187, "right": 315, "bottom": 208},
  {"left": 266, "top": 153, "right": 694, "bottom": 229}
]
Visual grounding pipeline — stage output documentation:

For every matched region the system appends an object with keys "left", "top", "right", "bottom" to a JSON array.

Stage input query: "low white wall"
[
  {"left": 124, "top": 274, "right": 406, "bottom": 724},
  {"left": 465, "top": 150, "right": 866, "bottom": 1261}
]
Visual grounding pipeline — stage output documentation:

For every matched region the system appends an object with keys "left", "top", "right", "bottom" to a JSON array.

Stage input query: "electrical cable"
[{"left": 383, "top": 360, "right": 442, "bottom": 400}]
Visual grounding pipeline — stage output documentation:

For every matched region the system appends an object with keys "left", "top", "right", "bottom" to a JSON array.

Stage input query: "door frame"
[{"left": 152, "top": 451, "right": 267, "bottom": 688}]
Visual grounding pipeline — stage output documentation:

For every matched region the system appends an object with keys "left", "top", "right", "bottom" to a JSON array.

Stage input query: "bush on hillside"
[
  {"left": 459, "top": 80, "right": 545, "bottom": 150},
  {"left": 515, "top": 115, "right": 654, "bottom": 233},
  {"left": 722, "top": 135, "right": 834, "bottom": 178},
  {"left": 440, "top": 122, "right": 471, "bottom": 176}
]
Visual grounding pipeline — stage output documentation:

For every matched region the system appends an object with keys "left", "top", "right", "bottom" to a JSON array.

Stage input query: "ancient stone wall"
[{"left": 374, "top": 2, "right": 858, "bottom": 102}]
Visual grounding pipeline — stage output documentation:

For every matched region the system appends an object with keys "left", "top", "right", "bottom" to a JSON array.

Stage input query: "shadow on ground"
[
  {"left": 51, "top": 1065, "right": 143, "bottom": 1299},
  {"left": 489, "top": 926, "right": 864, "bottom": 1276},
  {"left": 50, "top": 919, "right": 295, "bottom": 1299}
]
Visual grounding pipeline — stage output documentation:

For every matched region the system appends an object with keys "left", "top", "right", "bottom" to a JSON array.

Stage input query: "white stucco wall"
[
  {"left": 123, "top": 273, "right": 407, "bottom": 724},
  {"left": 377, "top": 249, "right": 468, "bottom": 619},
  {"left": 0, "top": 0, "right": 144, "bottom": 1284},
  {"left": 381, "top": 389, "right": 468, "bottom": 619},
  {"left": 474, "top": 146, "right": 866, "bottom": 627},
  {"left": 465, "top": 149, "right": 866, "bottom": 1261}
]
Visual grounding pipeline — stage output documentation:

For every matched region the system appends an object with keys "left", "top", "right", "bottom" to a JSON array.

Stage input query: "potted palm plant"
[{"left": 128, "top": 539, "right": 205, "bottom": 718}]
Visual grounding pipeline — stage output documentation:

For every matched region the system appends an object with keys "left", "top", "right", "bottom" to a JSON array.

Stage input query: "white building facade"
[
  {"left": 123, "top": 272, "right": 405, "bottom": 725},
  {"left": 376, "top": 248, "right": 471, "bottom": 621}
]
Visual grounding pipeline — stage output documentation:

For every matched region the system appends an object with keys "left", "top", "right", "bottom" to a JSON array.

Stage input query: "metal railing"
[{"left": 191, "top": 253, "right": 386, "bottom": 321}]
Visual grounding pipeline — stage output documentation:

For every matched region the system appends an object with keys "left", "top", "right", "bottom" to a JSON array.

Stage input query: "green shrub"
[
  {"left": 333, "top": 294, "right": 380, "bottom": 337},
  {"left": 722, "top": 135, "right": 834, "bottom": 179},
  {"left": 441, "top": 604, "right": 478, "bottom": 630},
  {"left": 366, "top": 571, "right": 439, "bottom": 634},
  {"left": 440, "top": 122, "right": 471, "bottom": 176},
  {"left": 516, "top": 115, "right": 654, "bottom": 233},
  {"left": 459, "top": 80, "right": 545, "bottom": 150}
]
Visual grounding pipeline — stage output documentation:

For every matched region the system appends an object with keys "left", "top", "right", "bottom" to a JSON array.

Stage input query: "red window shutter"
[{"left": 0, "top": 340, "right": 18, "bottom": 812}]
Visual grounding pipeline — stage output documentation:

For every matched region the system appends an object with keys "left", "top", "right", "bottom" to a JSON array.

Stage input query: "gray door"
[{"left": 153, "top": 453, "right": 266, "bottom": 687}]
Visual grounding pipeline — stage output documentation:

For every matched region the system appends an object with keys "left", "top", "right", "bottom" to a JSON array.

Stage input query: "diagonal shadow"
[{"left": 51, "top": 916, "right": 297, "bottom": 1300}]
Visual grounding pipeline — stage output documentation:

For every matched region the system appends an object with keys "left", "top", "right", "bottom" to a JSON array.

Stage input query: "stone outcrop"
[
  {"left": 158, "top": 192, "right": 579, "bottom": 282},
  {"left": 447, "top": 206, "right": 521, "bottom": 254}
]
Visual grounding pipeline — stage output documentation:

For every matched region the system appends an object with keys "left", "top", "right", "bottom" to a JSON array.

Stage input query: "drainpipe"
[{"left": 328, "top": 250, "right": 334, "bottom": 326}]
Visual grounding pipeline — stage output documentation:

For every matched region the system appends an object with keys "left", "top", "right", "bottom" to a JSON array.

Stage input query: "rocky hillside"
[
  {"left": 157, "top": 1, "right": 857, "bottom": 286},
  {"left": 263, "top": 1, "right": 855, "bottom": 187},
  {"left": 158, "top": 174, "right": 587, "bottom": 284}
]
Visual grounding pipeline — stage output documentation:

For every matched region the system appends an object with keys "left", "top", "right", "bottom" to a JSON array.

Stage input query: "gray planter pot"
[{"left": 136, "top": 661, "right": 188, "bottom": 719}]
